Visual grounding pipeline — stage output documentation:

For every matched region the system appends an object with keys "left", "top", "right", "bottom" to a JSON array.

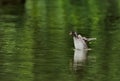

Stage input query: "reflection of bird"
[{"left": 73, "top": 49, "right": 87, "bottom": 70}]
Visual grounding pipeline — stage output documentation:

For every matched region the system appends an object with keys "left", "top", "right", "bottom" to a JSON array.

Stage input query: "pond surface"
[{"left": 0, "top": 2, "right": 120, "bottom": 81}]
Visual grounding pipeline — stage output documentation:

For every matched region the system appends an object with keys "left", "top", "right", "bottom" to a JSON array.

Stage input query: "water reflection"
[{"left": 73, "top": 49, "right": 88, "bottom": 71}]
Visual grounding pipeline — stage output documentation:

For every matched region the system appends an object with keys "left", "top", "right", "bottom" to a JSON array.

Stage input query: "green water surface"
[{"left": 0, "top": 0, "right": 120, "bottom": 81}]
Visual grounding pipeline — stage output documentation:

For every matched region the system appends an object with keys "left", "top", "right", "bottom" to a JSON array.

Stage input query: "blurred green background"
[{"left": 0, "top": 0, "right": 120, "bottom": 81}]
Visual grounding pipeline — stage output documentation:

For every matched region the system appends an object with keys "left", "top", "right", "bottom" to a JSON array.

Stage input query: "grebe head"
[{"left": 69, "top": 31, "right": 78, "bottom": 38}]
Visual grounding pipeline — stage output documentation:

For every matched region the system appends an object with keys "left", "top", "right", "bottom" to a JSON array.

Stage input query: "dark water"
[{"left": 0, "top": 1, "right": 120, "bottom": 81}]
